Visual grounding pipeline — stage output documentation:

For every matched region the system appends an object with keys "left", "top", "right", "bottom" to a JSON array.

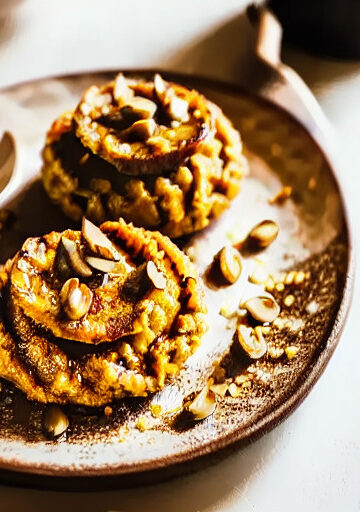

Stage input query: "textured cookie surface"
[
  {"left": 0, "top": 219, "right": 207, "bottom": 406},
  {"left": 42, "top": 74, "right": 247, "bottom": 238}
]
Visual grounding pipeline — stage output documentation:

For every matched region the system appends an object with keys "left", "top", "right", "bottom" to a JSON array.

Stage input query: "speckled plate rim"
[{"left": 0, "top": 70, "right": 354, "bottom": 489}]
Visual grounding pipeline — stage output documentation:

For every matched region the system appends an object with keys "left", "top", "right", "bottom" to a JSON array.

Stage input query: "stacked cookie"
[{"left": 42, "top": 74, "right": 246, "bottom": 238}]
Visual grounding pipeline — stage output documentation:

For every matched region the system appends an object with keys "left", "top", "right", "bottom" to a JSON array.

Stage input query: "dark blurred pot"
[{"left": 269, "top": 0, "right": 360, "bottom": 59}]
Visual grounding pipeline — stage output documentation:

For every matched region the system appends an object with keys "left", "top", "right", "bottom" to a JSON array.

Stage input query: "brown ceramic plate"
[{"left": 0, "top": 64, "right": 353, "bottom": 490}]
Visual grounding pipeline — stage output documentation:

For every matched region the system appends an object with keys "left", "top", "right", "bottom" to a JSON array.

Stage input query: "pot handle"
[
  {"left": 248, "top": 4, "right": 282, "bottom": 67},
  {"left": 247, "top": 4, "right": 331, "bottom": 142}
]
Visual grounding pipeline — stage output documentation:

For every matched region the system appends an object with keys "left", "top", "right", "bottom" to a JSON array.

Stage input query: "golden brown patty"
[
  {"left": 0, "top": 219, "right": 207, "bottom": 406},
  {"left": 42, "top": 74, "right": 247, "bottom": 238},
  {"left": 74, "top": 73, "right": 211, "bottom": 175}
]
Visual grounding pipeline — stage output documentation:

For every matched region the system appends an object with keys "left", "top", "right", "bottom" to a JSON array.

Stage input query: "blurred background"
[{"left": 0, "top": 1, "right": 359, "bottom": 511}]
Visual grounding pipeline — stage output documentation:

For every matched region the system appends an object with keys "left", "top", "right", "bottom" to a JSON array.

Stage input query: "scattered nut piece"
[
  {"left": 168, "top": 95, "right": 189, "bottom": 122},
  {"left": 273, "top": 317, "right": 284, "bottom": 329},
  {"left": 275, "top": 272, "right": 286, "bottom": 283},
  {"left": 83, "top": 85, "right": 100, "bottom": 108},
  {"left": 237, "top": 324, "right": 267, "bottom": 359},
  {"left": 188, "top": 387, "right": 216, "bottom": 421},
  {"left": 275, "top": 282, "right": 285, "bottom": 292},
  {"left": 210, "top": 382, "right": 228, "bottom": 397},
  {"left": 242, "top": 220, "right": 279, "bottom": 251},
  {"left": 104, "top": 406, "right": 113, "bottom": 417},
  {"left": 289, "top": 318, "right": 304, "bottom": 332},
  {"left": 283, "top": 294, "right": 295, "bottom": 307},
  {"left": 269, "top": 186, "right": 292, "bottom": 205},
  {"left": 218, "top": 246, "right": 242, "bottom": 284},
  {"left": 150, "top": 404, "right": 163, "bottom": 418},
  {"left": 219, "top": 300, "right": 237, "bottom": 319},
  {"left": 121, "top": 96, "right": 157, "bottom": 119},
  {"left": 44, "top": 406, "right": 69, "bottom": 438},
  {"left": 228, "top": 382, "right": 241, "bottom": 398},
  {"left": 268, "top": 346, "right": 284, "bottom": 359},
  {"left": 294, "top": 271, "right": 306, "bottom": 285},
  {"left": 153, "top": 73, "right": 167, "bottom": 101},
  {"left": 249, "top": 265, "right": 269, "bottom": 284},
  {"left": 146, "top": 261, "right": 166, "bottom": 290},
  {"left": 60, "top": 278, "right": 93, "bottom": 320},
  {"left": 136, "top": 416, "right": 150, "bottom": 432},
  {"left": 285, "top": 346, "right": 300, "bottom": 360},
  {"left": 306, "top": 300, "right": 319, "bottom": 315},
  {"left": 55, "top": 237, "right": 92, "bottom": 279},
  {"left": 82, "top": 218, "right": 121, "bottom": 261},
  {"left": 85, "top": 256, "right": 116, "bottom": 273},
  {"left": 235, "top": 374, "right": 250, "bottom": 385},
  {"left": 265, "top": 277, "right": 275, "bottom": 291},
  {"left": 113, "top": 73, "right": 134, "bottom": 105},
  {"left": 285, "top": 271, "right": 296, "bottom": 285},
  {"left": 243, "top": 295, "right": 280, "bottom": 323},
  {"left": 122, "top": 118, "right": 156, "bottom": 141}
]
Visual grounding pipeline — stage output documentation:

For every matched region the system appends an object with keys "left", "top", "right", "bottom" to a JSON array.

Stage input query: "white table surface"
[{"left": 0, "top": 1, "right": 360, "bottom": 510}]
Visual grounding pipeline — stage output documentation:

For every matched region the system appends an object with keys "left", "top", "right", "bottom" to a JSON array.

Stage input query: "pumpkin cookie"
[
  {"left": 0, "top": 218, "right": 207, "bottom": 406},
  {"left": 42, "top": 74, "right": 247, "bottom": 238}
]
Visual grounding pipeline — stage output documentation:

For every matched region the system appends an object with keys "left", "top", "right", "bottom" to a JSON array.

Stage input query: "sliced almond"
[
  {"left": 146, "top": 261, "right": 166, "bottom": 290},
  {"left": 168, "top": 95, "right": 189, "bottom": 122},
  {"left": 153, "top": 73, "right": 167, "bottom": 101},
  {"left": 44, "top": 406, "right": 69, "bottom": 438},
  {"left": 82, "top": 218, "right": 121, "bottom": 261},
  {"left": 60, "top": 277, "right": 93, "bottom": 320},
  {"left": 85, "top": 256, "right": 116, "bottom": 273},
  {"left": 122, "top": 118, "right": 156, "bottom": 141},
  {"left": 218, "top": 246, "right": 242, "bottom": 284},
  {"left": 237, "top": 324, "right": 267, "bottom": 359},
  {"left": 246, "top": 220, "right": 279, "bottom": 250},
  {"left": 55, "top": 237, "right": 92, "bottom": 279},
  {"left": 188, "top": 386, "right": 216, "bottom": 421},
  {"left": 121, "top": 96, "right": 157, "bottom": 119},
  {"left": 113, "top": 73, "right": 134, "bottom": 106},
  {"left": 243, "top": 295, "right": 280, "bottom": 323}
]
